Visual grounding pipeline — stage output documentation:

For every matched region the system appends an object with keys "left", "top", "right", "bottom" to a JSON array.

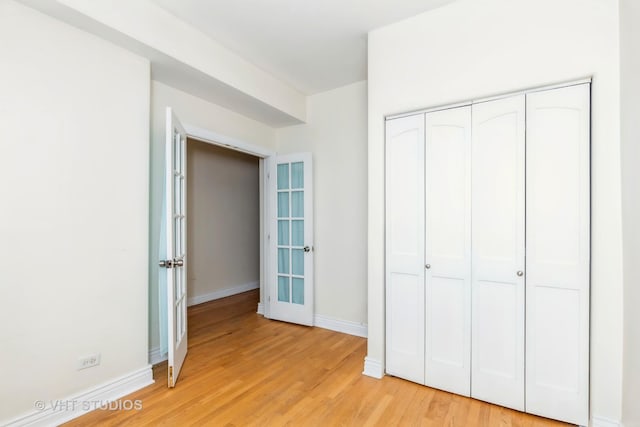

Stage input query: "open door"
[
  {"left": 269, "top": 153, "right": 314, "bottom": 325},
  {"left": 160, "top": 107, "right": 188, "bottom": 387}
]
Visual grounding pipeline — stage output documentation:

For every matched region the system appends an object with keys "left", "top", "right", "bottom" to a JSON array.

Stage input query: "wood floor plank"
[{"left": 64, "top": 290, "right": 571, "bottom": 427}]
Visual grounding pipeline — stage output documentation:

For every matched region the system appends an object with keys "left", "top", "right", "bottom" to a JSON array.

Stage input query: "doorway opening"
[
  {"left": 185, "top": 138, "right": 261, "bottom": 310},
  {"left": 155, "top": 116, "right": 275, "bottom": 384},
  {"left": 157, "top": 112, "right": 313, "bottom": 387}
]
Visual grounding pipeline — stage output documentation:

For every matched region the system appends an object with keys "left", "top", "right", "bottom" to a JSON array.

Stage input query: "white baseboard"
[
  {"left": 3, "top": 366, "right": 153, "bottom": 427},
  {"left": 592, "top": 416, "right": 621, "bottom": 427},
  {"left": 187, "top": 281, "right": 259, "bottom": 307},
  {"left": 148, "top": 346, "right": 167, "bottom": 365},
  {"left": 314, "top": 314, "right": 367, "bottom": 338},
  {"left": 362, "top": 356, "right": 384, "bottom": 379},
  {"left": 256, "top": 302, "right": 264, "bottom": 315}
]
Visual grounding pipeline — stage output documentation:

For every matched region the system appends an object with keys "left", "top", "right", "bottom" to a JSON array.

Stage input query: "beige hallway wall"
[{"left": 186, "top": 139, "right": 260, "bottom": 305}]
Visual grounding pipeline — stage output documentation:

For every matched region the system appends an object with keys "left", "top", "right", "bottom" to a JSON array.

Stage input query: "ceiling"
[{"left": 151, "top": 0, "right": 457, "bottom": 95}]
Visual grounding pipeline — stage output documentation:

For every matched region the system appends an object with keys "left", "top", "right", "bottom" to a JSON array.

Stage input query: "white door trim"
[
  {"left": 385, "top": 77, "right": 593, "bottom": 121},
  {"left": 183, "top": 124, "right": 275, "bottom": 158}
]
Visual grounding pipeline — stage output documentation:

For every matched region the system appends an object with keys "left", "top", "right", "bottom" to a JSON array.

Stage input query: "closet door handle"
[
  {"left": 517, "top": 270, "right": 524, "bottom": 277},
  {"left": 425, "top": 264, "right": 431, "bottom": 269}
]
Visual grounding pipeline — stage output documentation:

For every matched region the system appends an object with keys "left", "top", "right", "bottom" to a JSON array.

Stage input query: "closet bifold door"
[
  {"left": 385, "top": 114, "right": 425, "bottom": 384},
  {"left": 424, "top": 106, "right": 471, "bottom": 396},
  {"left": 471, "top": 95, "right": 526, "bottom": 411},
  {"left": 525, "top": 84, "right": 590, "bottom": 426}
]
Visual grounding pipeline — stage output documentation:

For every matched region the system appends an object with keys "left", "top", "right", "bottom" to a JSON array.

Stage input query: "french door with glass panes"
[
  {"left": 162, "top": 107, "right": 188, "bottom": 388},
  {"left": 269, "top": 153, "right": 314, "bottom": 325}
]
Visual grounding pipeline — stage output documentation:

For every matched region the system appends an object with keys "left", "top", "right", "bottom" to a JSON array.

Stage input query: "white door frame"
[{"left": 180, "top": 123, "right": 275, "bottom": 318}]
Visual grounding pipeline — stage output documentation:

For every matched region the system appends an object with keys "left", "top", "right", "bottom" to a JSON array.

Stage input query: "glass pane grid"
[
  {"left": 278, "top": 220, "right": 289, "bottom": 245},
  {"left": 276, "top": 160, "right": 305, "bottom": 306},
  {"left": 292, "top": 277, "right": 304, "bottom": 305},
  {"left": 277, "top": 164, "right": 289, "bottom": 190},
  {"left": 291, "top": 191, "right": 303, "bottom": 217},
  {"left": 292, "top": 220, "right": 304, "bottom": 246},
  {"left": 173, "top": 135, "right": 179, "bottom": 171},
  {"left": 292, "top": 249, "right": 304, "bottom": 276},
  {"left": 291, "top": 162, "right": 304, "bottom": 189},
  {"left": 277, "top": 191, "right": 289, "bottom": 218},
  {"left": 278, "top": 248, "right": 290, "bottom": 274},
  {"left": 278, "top": 276, "right": 290, "bottom": 302}
]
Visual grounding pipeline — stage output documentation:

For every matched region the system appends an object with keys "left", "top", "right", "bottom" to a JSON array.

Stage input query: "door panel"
[
  {"left": 384, "top": 85, "right": 590, "bottom": 423},
  {"left": 424, "top": 106, "right": 471, "bottom": 395},
  {"left": 269, "top": 153, "right": 314, "bottom": 325},
  {"left": 164, "top": 107, "right": 188, "bottom": 387},
  {"left": 389, "top": 273, "right": 423, "bottom": 356},
  {"left": 525, "top": 84, "right": 590, "bottom": 425},
  {"left": 471, "top": 95, "right": 525, "bottom": 411},
  {"left": 385, "top": 114, "right": 425, "bottom": 384},
  {"left": 474, "top": 280, "right": 519, "bottom": 375}
]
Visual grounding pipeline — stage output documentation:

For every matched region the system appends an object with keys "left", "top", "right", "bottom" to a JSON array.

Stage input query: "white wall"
[
  {"left": 277, "top": 81, "right": 368, "bottom": 325},
  {"left": 29, "top": 0, "right": 306, "bottom": 125},
  {"left": 367, "top": 0, "right": 623, "bottom": 423},
  {"left": 0, "top": 0, "right": 150, "bottom": 422},
  {"left": 620, "top": 0, "right": 640, "bottom": 426},
  {"left": 186, "top": 140, "right": 260, "bottom": 304},
  {"left": 149, "top": 81, "right": 276, "bottom": 353}
]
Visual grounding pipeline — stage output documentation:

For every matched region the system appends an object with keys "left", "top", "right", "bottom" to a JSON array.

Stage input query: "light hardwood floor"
[{"left": 66, "top": 290, "right": 570, "bottom": 426}]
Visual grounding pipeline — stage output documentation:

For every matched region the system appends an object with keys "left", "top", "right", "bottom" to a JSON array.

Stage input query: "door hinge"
[{"left": 169, "top": 366, "right": 174, "bottom": 384}]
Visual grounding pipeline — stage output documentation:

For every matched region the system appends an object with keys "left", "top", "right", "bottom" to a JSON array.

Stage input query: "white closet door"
[
  {"left": 424, "top": 106, "right": 471, "bottom": 396},
  {"left": 525, "top": 84, "right": 590, "bottom": 425},
  {"left": 471, "top": 95, "right": 526, "bottom": 411},
  {"left": 385, "top": 114, "right": 425, "bottom": 384}
]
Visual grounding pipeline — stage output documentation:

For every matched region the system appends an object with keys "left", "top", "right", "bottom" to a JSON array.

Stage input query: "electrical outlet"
[{"left": 77, "top": 353, "right": 101, "bottom": 370}]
